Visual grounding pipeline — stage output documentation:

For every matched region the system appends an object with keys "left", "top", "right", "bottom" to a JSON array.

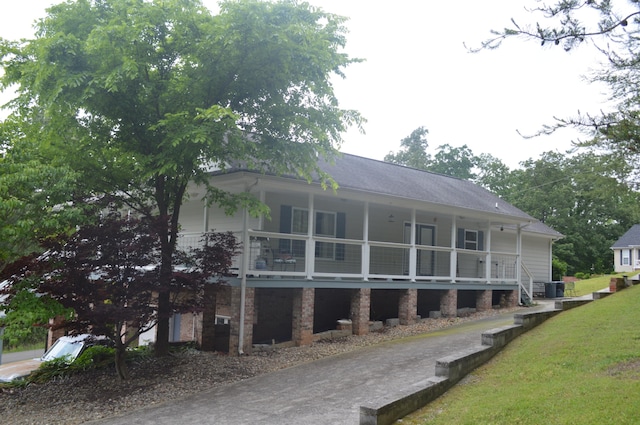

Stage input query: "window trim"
[
  {"left": 290, "top": 207, "right": 337, "bottom": 260},
  {"left": 464, "top": 229, "right": 478, "bottom": 251}
]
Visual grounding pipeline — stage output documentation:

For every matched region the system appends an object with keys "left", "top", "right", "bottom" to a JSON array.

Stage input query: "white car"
[{"left": 0, "top": 334, "right": 110, "bottom": 383}]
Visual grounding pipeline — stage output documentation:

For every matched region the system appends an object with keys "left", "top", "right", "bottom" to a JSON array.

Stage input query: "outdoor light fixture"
[{"left": 388, "top": 214, "right": 395, "bottom": 223}]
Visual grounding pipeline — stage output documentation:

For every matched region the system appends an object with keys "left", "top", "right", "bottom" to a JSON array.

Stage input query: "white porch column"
[
  {"left": 362, "top": 202, "right": 370, "bottom": 280},
  {"left": 517, "top": 224, "right": 524, "bottom": 297},
  {"left": 409, "top": 209, "right": 417, "bottom": 282},
  {"left": 306, "top": 193, "right": 315, "bottom": 279},
  {"left": 485, "top": 223, "right": 492, "bottom": 283},
  {"left": 450, "top": 215, "right": 457, "bottom": 282}
]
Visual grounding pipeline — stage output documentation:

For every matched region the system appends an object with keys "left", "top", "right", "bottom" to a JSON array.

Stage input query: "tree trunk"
[
  {"left": 114, "top": 346, "right": 129, "bottom": 380},
  {"left": 154, "top": 290, "right": 171, "bottom": 357}
]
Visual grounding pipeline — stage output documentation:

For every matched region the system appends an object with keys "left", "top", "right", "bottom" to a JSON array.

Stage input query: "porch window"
[
  {"left": 280, "top": 205, "right": 345, "bottom": 260},
  {"left": 290, "top": 208, "right": 336, "bottom": 259},
  {"left": 464, "top": 230, "right": 478, "bottom": 250},
  {"left": 314, "top": 211, "right": 336, "bottom": 259},
  {"left": 457, "top": 228, "right": 484, "bottom": 251}
]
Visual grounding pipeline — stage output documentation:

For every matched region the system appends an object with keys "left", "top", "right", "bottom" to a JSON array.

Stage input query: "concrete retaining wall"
[{"left": 359, "top": 296, "right": 599, "bottom": 425}]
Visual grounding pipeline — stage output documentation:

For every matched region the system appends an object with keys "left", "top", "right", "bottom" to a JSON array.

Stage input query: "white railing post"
[
  {"left": 362, "top": 202, "right": 370, "bottom": 281},
  {"left": 450, "top": 216, "right": 457, "bottom": 282},
  {"left": 485, "top": 224, "right": 492, "bottom": 283},
  {"left": 409, "top": 209, "right": 417, "bottom": 282},
  {"left": 306, "top": 194, "right": 315, "bottom": 280}
]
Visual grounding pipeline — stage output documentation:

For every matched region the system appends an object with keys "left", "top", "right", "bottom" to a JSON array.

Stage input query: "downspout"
[
  {"left": 238, "top": 207, "right": 250, "bottom": 355},
  {"left": 237, "top": 179, "right": 259, "bottom": 356}
]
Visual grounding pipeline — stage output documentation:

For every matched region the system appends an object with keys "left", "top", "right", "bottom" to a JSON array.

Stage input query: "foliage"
[
  {"left": 384, "top": 127, "right": 478, "bottom": 179},
  {"left": 0, "top": 118, "right": 90, "bottom": 278},
  {"left": 472, "top": 153, "right": 512, "bottom": 193},
  {"left": 428, "top": 144, "right": 477, "bottom": 180},
  {"left": 4, "top": 208, "right": 240, "bottom": 379},
  {"left": 72, "top": 345, "right": 117, "bottom": 371},
  {"left": 552, "top": 256, "right": 568, "bottom": 281},
  {"left": 476, "top": 0, "right": 640, "bottom": 52},
  {"left": 0, "top": 0, "right": 362, "bottom": 356},
  {"left": 575, "top": 271, "right": 590, "bottom": 280},
  {"left": 499, "top": 151, "right": 640, "bottom": 275},
  {"left": 384, "top": 127, "right": 432, "bottom": 169},
  {"left": 24, "top": 342, "right": 120, "bottom": 384},
  {"left": 27, "top": 356, "right": 75, "bottom": 384}
]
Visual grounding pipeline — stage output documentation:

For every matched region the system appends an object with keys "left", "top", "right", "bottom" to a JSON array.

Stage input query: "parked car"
[{"left": 0, "top": 334, "right": 110, "bottom": 383}]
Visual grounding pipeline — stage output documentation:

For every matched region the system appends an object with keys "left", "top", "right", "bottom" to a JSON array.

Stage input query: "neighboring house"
[
  {"left": 611, "top": 224, "right": 640, "bottom": 273},
  {"left": 168, "top": 153, "right": 562, "bottom": 354}
]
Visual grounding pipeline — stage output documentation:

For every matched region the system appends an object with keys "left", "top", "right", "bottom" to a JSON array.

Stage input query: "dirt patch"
[{"left": 605, "top": 358, "right": 640, "bottom": 380}]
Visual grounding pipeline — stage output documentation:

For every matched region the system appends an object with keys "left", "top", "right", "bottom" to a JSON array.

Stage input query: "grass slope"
[{"left": 402, "top": 279, "right": 640, "bottom": 425}]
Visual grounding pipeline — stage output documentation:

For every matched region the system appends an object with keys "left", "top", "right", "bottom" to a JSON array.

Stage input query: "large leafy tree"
[{"left": 0, "top": 0, "right": 362, "bottom": 355}]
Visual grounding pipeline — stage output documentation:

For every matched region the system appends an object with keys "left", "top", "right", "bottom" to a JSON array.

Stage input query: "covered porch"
[{"left": 178, "top": 188, "right": 535, "bottom": 297}]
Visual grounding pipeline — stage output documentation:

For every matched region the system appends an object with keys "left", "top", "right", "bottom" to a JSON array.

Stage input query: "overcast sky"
[{"left": 1, "top": 0, "right": 613, "bottom": 168}]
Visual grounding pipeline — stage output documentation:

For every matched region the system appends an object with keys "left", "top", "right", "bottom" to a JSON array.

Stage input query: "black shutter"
[
  {"left": 478, "top": 231, "right": 484, "bottom": 251},
  {"left": 457, "top": 228, "right": 465, "bottom": 249},
  {"left": 336, "top": 212, "right": 346, "bottom": 261}
]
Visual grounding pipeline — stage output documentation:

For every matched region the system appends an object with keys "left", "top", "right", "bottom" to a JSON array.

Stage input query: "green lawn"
[{"left": 401, "top": 277, "right": 640, "bottom": 425}]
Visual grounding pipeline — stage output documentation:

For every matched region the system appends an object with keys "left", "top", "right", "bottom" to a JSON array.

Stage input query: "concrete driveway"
[{"left": 90, "top": 305, "right": 551, "bottom": 425}]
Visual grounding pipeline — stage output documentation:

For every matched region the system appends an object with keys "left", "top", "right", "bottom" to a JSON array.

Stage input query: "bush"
[
  {"left": 73, "top": 345, "right": 116, "bottom": 371},
  {"left": 28, "top": 356, "right": 75, "bottom": 383},
  {"left": 552, "top": 257, "right": 568, "bottom": 281},
  {"left": 574, "top": 272, "right": 591, "bottom": 280}
]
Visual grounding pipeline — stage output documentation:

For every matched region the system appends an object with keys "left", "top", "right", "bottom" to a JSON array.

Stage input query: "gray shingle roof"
[
  {"left": 216, "top": 153, "right": 562, "bottom": 238},
  {"left": 320, "top": 154, "right": 529, "bottom": 217},
  {"left": 611, "top": 224, "right": 640, "bottom": 248},
  {"left": 319, "top": 155, "right": 561, "bottom": 237}
]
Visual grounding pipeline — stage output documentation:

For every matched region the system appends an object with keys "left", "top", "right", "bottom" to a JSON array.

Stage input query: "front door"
[{"left": 404, "top": 223, "right": 436, "bottom": 276}]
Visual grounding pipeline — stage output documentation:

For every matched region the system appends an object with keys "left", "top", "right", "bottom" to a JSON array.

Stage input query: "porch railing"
[{"left": 177, "top": 230, "right": 519, "bottom": 285}]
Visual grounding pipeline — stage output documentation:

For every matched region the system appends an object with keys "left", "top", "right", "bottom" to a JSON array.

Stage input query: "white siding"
[{"left": 521, "top": 235, "right": 552, "bottom": 282}]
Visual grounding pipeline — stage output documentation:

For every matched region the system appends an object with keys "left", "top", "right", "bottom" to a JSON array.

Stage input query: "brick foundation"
[
  {"left": 476, "top": 290, "right": 493, "bottom": 312},
  {"left": 506, "top": 289, "right": 519, "bottom": 308},
  {"left": 399, "top": 288, "right": 418, "bottom": 325},
  {"left": 292, "top": 288, "right": 315, "bottom": 346},
  {"left": 229, "top": 286, "right": 255, "bottom": 355},
  {"left": 440, "top": 289, "right": 458, "bottom": 318},
  {"left": 350, "top": 288, "right": 371, "bottom": 335}
]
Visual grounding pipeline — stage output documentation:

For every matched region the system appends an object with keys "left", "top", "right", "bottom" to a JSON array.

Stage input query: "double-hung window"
[
  {"left": 291, "top": 208, "right": 337, "bottom": 259},
  {"left": 457, "top": 228, "right": 483, "bottom": 251},
  {"left": 464, "top": 230, "right": 478, "bottom": 250},
  {"left": 280, "top": 205, "right": 345, "bottom": 261},
  {"left": 622, "top": 249, "right": 631, "bottom": 266},
  {"left": 314, "top": 211, "right": 337, "bottom": 259}
]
